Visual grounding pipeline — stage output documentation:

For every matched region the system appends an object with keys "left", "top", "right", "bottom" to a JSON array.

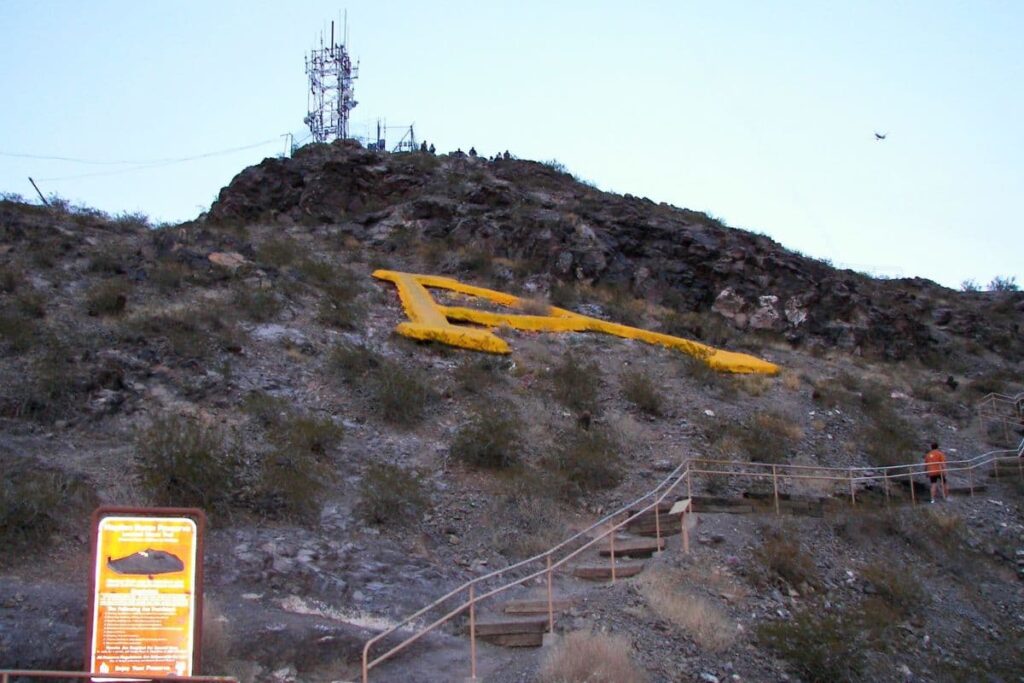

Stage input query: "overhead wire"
[{"left": 3, "top": 137, "right": 283, "bottom": 182}]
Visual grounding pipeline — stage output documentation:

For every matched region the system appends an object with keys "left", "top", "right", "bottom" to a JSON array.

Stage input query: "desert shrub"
[
  {"left": 234, "top": 288, "right": 282, "bottom": 322},
  {"left": 150, "top": 260, "right": 190, "bottom": 291},
  {"left": 1, "top": 458, "right": 95, "bottom": 553},
  {"left": 358, "top": 461, "right": 430, "bottom": 526},
  {"left": 725, "top": 411, "right": 802, "bottom": 464},
  {"left": 316, "top": 295, "right": 365, "bottom": 329},
  {"left": 638, "top": 567, "right": 736, "bottom": 651},
  {"left": 860, "top": 388, "right": 919, "bottom": 467},
  {"left": 749, "top": 529, "right": 819, "bottom": 589},
  {"left": 113, "top": 211, "right": 151, "bottom": 230},
  {"left": 550, "top": 281, "right": 580, "bottom": 310},
  {"left": 736, "top": 374, "right": 771, "bottom": 396},
  {"left": 492, "top": 473, "right": 565, "bottom": 558},
  {"left": 621, "top": 369, "right": 663, "bottom": 416},
  {"left": 458, "top": 247, "right": 493, "bottom": 277},
  {"left": 85, "top": 279, "right": 130, "bottom": 316},
  {"left": 451, "top": 403, "right": 522, "bottom": 469},
  {"left": 135, "top": 416, "right": 244, "bottom": 515},
  {"left": 270, "top": 414, "right": 343, "bottom": 455},
  {"left": 9, "top": 343, "right": 81, "bottom": 420},
  {"left": 757, "top": 608, "right": 864, "bottom": 683},
  {"left": 453, "top": 355, "right": 505, "bottom": 394},
  {"left": 0, "top": 265, "right": 22, "bottom": 293},
  {"left": 551, "top": 352, "right": 602, "bottom": 413},
  {"left": 519, "top": 295, "right": 551, "bottom": 316},
  {"left": 252, "top": 447, "right": 330, "bottom": 524},
  {"left": 547, "top": 427, "right": 621, "bottom": 498},
  {"left": 15, "top": 290, "right": 46, "bottom": 318},
  {"left": 860, "top": 561, "right": 927, "bottom": 617},
  {"left": 241, "top": 391, "right": 290, "bottom": 427},
  {"left": 328, "top": 343, "right": 383, "bottom": 381},
  {"left": 987, "top": 275, "right": 1018, "bottom": 292},
  {"left": 373, "top": 360, "right": 432, "bottom": 426},
  {"left": 0, "top": 306, "right": 37, "bottom": 353},
  {"left": 256, "top": 237, "right": 301, "bottom": 268},
  {"left": 660, "top": 309, "right": 732, "bottom": 347},
  {"left": 538, "top": 630, "right": 647, "bottom": 683},
  {"left": 127, "top": 305, "right": 243, "bottom": 360},
  {"left": 600, "top": 285, "right": 645, "bottom": 327},
  {"left": 87, "top": 248, "right": 131, "bottom": 274}
]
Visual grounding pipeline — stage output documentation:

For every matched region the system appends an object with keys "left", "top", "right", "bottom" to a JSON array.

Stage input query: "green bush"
[
  {"left": 0, "top": 306, "right": 37, "bottom": 353},
  {"left": 358, "top": 461, "right": 430, "bottom": 526},
  {"left": 85, "top": 279, "right": 130, "bottom": 316},
  {"left": 373, "top": 360, "right": 432, "bottom": 426},
  {"left": 749, "top": 529, "right": 820, "bottom": 589},
  {"left": 8, "top": 343, "right": 81, "bottom": 421},
  {"left": 0, "top": 265, "right": 23, "bottom": 293},
  {"left": 757, "top": 609, "right": 864, "bottom": 683},
  {"left": 1, "top": 458, "right": 95, "bottom": 553},
  {"left": 316, "top": 296, "right": 365, "bottom": 329},
  {"left": 252, "top": 448, "right": 330, "bottom": 524},
  {"left": 127, "top": 305, "right": 243, "bottom": 360},
  {"left": 621, "top": 369, "right": 663, "bottom": 416},
  {"left": 860, "top": 561, "right": 927, "bottom": 617},
  {"left": 256, "top": 237, "right": 301, "bottom": 268},
  {"left": 328, "top": 343, "right": 383, "bottom": 381},
  {"left": 452, "top": 404, "right": 523, "bottom": 469},
  {"left": 271, "top": 414, "right": 343, "bottom": 455},
  {"left": 234, "top": 288, "right": 282, "bottom": 322},
  {"left": 453, "top": 355, "right": 505, "bottom": 394},
  {"left": 135, "top": 416, "right": 244, "bottom": 515},
  {"left": 547, "top": 427, "right": 621, "bottom": 498},
  {"left": 551, "top": 352, "right": 602, "bottom": 413}
]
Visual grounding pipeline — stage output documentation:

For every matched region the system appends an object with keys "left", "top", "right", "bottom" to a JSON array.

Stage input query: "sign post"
[{"left": 86, "top": 507, "right": 205, "bottom": 680}]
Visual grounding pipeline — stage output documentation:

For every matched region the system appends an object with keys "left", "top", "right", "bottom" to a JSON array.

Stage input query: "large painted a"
[{"left": 373, "top": 270, "right": 779, "bottom": 375}]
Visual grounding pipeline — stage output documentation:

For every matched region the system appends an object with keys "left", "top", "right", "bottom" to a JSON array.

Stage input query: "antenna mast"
[{"left": 304, "top": 18, "right": 359, "bottom": 143}]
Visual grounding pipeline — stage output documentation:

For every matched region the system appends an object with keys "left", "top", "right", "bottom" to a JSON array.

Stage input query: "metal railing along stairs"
[{"left": 361, "top": 443, "right": 1024, "bottom": 682}]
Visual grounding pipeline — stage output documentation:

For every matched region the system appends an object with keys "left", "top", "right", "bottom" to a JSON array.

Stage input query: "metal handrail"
[
  {"left": 362, "top": 444, "right": 1023, "bottom": 681},
  {"left": 360, "top": 459, "right": 692, "bottom": 677},
  {"left": 0, "top": 673, "right": 236, "bottom": 682}
]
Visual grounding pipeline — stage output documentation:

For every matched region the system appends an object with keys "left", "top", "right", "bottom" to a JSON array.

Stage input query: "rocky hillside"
[{"left": 1, "top": 143, "right": 1023, "bottom": 683}]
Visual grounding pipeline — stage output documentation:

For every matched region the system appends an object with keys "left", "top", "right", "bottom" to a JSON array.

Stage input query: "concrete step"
[
  {"left": 597, "top": 537, "right": 665, "bottom": 558},
  {"left": 500, "top": 598, "right": 573, "bottom": 615},
  {"left": 573, "top": 561, "right": 645, "bottom": 580},
  {"left": 626, "top": 511, "right": 698, "bottom": 536}
]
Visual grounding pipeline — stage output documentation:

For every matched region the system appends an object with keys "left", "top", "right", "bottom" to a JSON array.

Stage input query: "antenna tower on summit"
[{"left": 304, "top": 15, "right": 359, "bottom": 143}]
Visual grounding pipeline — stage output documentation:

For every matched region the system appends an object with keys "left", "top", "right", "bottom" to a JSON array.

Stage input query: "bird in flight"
[{"left": 874, "top": 132, "right": 887, "bottom": 141}]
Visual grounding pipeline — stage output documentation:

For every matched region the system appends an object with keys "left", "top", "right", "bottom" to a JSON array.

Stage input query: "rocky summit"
[{"left": 1, "top": 141, "right": 1022, "bottom": 683}]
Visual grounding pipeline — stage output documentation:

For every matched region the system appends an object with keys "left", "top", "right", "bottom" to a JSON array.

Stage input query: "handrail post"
[
  {"left": 994, "top": 457, "right": 1001, "bottom": 481},
  {"left": 609, "top": 518, "right": 617, "bottom": 584},
  {"left": 849, "top": 468, "right": 856, "bottom": 506},
  {"left": 469, "top": 584, "right": 477, "bottom": 680},
  {"left": 909, "top": 466, "right": 916, "bottom": 507},
  {"left": 681, "top": 505, "right": 690, "bottom": 554},
  {"left": 687, "top": 467, "right": 693, "bottom": 501},
  {"left": 655, "top": 496, "right": 662, "bottom": 548},
  {"left": 771, "top": 464, "right": 780, "bottom": 515},
  {"left": 968, "top": 463, "right": 974, "bottom": 497},
  {"left": 546, "top": 555, "right": 555, "bottom": 633},
  {"left": 883, "top": 469, "right": 890, "bottom": 507}
]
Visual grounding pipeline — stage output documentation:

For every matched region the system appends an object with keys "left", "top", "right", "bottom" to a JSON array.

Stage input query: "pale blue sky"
[{"left": 1, "top": 1, "right": 1021, "bottom": 289}]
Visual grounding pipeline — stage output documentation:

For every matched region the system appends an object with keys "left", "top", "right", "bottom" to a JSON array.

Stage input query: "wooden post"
[
  {"left": 28, "top": 177, "right": 49, "bottom": 206},
  {"left": 772, "top": 465, "right": 780, "bottom": 516},
  {"left": 909, "top": 467, "right": 917, "bottom": 507},
  {"left": 994, "top": 457, "right": 1001, "bottom": 481},
  {"left": 654, "top": 500, "right": 662, "bottom": 548},
  {"left": 609, "top": 520, "right": 617, "bottom": 584},
  {"left": 681, "top": 507, "right": 690, "bottom": 554},
  {"left": 469, "top": 584, "right": 477, "bottom": 680},
  {"left": 884, "top": 469, "right": 891, "bottom": 507},
  {"left": 968, "top": 463, "right": 974, "bottom": 497},
  {"left": 546, "top": 555, "right": 554, "bottom": 633},
  {"left": 849, "top": 469, "right": 856, "bottom": 507},
  {"left": 687, "top": 468, "right": 693, "bottom": 501}
]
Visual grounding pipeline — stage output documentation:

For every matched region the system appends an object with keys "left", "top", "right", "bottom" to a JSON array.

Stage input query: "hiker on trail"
[{"left": 924, "top": 442, "right": 948, "bottom": 503}]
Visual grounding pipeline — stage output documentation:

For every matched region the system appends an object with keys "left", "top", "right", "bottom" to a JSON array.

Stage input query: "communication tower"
[{"left": 304, "top": 18, "right": 359, "bottom": 143}]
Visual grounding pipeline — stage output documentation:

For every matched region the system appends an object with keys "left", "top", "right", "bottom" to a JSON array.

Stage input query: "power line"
[{"left": 5, "top": 137, "right": 283, "bottom": 182}]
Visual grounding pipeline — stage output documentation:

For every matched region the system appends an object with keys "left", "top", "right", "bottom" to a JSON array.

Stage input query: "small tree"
[{"left": 987, "top": 275, "right": 1019, "bottom": 292}]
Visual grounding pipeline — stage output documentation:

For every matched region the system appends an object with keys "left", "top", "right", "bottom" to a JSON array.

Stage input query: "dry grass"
[
  {"left": 519, "top": 295, "right": 551, "bottom": 315},
  {"left": 638, "top": 567, "right": 737, "bottom": 652},
  {"left": 538, "top": 630, "right": 647, "bottom": 683},
  {"left": 736, "top": 373, "right": 772, "bottom": 396},
  {"left": 781, "top": 370, "right": 802, "bottom": 392},
  {"left": 200, "top": 598, "right": 232, "bottom": 675}
]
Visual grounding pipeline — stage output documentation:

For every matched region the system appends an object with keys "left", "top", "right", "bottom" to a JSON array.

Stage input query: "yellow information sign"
[{"left": 88, "top": 509, "right": 202, "bottom": 680}]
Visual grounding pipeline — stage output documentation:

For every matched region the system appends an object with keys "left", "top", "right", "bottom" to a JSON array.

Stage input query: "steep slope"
[{"left": 0, "top": 144, "right": 1022, "bottom": 683}]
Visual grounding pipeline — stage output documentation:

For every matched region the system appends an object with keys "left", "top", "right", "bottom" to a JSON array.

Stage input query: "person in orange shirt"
[{"left": 924, "top": 442, "right": 948, "bottom": 503}]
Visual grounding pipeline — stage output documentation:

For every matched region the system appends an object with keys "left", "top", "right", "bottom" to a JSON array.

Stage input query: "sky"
[{"left": 1, "top": 1, "right": 1021, "bottom": 290}]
